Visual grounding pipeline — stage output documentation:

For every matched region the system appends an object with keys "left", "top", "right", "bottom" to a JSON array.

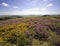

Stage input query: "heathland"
[{"left": 0, "top": 15, "right": 60, "bottom": 46}]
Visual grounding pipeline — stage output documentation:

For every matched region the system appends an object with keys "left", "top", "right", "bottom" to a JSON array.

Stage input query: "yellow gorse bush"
[{"left": 0, "top": 23, "right": 29, "bottom": 35}]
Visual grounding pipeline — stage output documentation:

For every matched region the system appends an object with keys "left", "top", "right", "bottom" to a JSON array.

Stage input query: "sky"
[{"left": 0, "top": 0, "right": 60, "bottom": 15}]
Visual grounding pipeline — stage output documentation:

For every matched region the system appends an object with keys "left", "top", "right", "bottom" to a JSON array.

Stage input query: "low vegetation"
[
  {"left": 0, "top": 15, "right": 23, "bottom": 21},
  {"left": 0, "top": 15, "right": 60, "bottom": 46}
]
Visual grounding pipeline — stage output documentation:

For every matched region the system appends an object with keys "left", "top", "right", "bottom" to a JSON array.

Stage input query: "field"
[{"left": 0, "top": 15, "right": 60, "bottom": 46}]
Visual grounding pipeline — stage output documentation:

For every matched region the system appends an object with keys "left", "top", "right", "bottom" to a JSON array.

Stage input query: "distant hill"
[{"left": 0, "top": 15, "right": 23, "bottom": 21}]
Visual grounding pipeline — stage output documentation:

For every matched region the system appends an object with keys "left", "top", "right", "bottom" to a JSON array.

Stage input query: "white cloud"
[
  {"left": 13, "top": 6, "right": 19, "bottom": 8},
  {"left": 20, "top": 8, "right": 41, "bottom": 15},
  {"left": 41, "top": 8, "right": 47, "bottom": 11},
  {"left": 0, "top": 8, "right": 48, "bottom": 15},
  {"left": 1, "top": 2, "right": 9, "bottom": 7},
  {"left": 47, "top": 3, "right": 53, "bottom": 7}
]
